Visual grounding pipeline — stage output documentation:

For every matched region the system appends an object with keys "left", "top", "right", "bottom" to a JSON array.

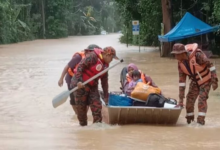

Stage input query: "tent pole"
[
  {"left": 201, "top": 35, "right": 202, "bottom": 49},
  {"left": 169, "top": 42, "right": 171, "bottom": 59},
  {"left": 181, "top": 0, "right": 182, "bottom": 17}
]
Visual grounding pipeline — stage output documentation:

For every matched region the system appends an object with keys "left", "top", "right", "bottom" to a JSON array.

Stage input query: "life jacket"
[
  {"left": 179, "top": 43, "right": 211, "bottom": 86},
  {"left": 81, "top": 48, "right": 108, "bottom": 86},
  {"left": 67, "top": 51, "right": 85, "bottom": 77},
  {"left": 126, "top": 70, "right": 147, "bottom": 84}
]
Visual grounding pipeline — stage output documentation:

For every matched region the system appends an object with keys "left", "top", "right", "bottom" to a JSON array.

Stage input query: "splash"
[
  {"left": 80, "top": 122, "right": 121, "bottom": 131},
  {"left": 187, "top": 120, "right": 220, "bottom": 129}
]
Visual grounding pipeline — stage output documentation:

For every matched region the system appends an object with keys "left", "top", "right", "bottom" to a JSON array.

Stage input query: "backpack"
[
  {"left": 145, "top": 93, "right": 168, "bottom": 107},
  {"left": 133, "top": 93, "right": 177, "bottom": 107},
  {"left": 131, "top": 82, "right": 161, "bottom": 101}
]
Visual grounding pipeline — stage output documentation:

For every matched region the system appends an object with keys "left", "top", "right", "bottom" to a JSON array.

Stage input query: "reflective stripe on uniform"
[
  {"left": 187, "top": 112, "right": 194, "bottom": 116},
  {"left": 179, "top": 83, "right": 186, "bottom": 87},
  {"left": 198, "top": 112, "right": 206, "bottom": 116}
]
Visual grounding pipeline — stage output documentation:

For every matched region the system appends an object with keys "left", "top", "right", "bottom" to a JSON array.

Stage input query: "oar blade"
[{"left": 52, "top": 90, "right": 70, "bottom": 108}]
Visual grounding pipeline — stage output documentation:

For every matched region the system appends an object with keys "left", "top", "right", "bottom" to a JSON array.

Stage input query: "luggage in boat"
[
  {"left": 131, "top": 82, "right": 161, "bottom": 101},
  {"left": 132, "top": 93, "right": 177, "bottom": 107},
  {"left": 108, "top": 93, "right": 133, "bottom": 106}
]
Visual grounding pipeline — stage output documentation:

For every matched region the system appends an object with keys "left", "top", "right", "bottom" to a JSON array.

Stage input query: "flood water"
[{"left": 0, "top": 34, "right": 220, "bottom": 150}]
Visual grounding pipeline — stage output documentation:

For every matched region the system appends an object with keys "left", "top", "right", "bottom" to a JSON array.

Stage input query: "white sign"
[{"left": 132, "top": 20, "right": 139, "bottom": 35}]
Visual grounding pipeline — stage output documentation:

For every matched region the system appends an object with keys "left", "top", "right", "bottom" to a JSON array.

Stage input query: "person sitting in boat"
[
  {"left": 120, "top": 63, "right": 157, "bottom": 94},
  {"left": 126, "top": 70, "right": 144, "bottom": 95}
]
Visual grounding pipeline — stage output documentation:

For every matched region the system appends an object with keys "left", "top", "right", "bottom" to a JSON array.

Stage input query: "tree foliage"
[
  {"left": 0, "top": 0, "right": 122, "bottom": 44},
  {"left": 116, "top": 0, "right": 220, "bottom": 48},
  {"left": 2, "top": 0, "right": 220, "bottom": 50}
]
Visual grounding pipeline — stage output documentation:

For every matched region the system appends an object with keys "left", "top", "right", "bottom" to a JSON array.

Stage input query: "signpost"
[
  {"left": 132, "top": 20, "right": 139, "bottom": 35},
  {"left": 132, "top": 20, "right": 140, "bottom": 52}
]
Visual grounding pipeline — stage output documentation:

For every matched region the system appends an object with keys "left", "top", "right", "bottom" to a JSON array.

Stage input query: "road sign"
[{"left": 132, "top": 20, "right": 139, "bottom": 35}]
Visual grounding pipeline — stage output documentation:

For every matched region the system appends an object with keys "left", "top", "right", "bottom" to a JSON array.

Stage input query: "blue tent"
[{"left": 158, "top": 12, "right": 220, "bottom": 42}]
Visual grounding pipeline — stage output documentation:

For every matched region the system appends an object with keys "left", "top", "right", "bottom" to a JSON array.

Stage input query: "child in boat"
[{"left": 126, "top": 70, "right": 143, "bottom": 95}]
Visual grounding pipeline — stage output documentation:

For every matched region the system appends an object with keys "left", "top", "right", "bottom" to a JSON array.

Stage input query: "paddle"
[{"left": 52, "top": 59, "right": 124, "bottom": 108}]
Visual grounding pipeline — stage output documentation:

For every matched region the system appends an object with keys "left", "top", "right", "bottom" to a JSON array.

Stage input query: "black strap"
[
  {"left": 183, "top": 60, "right": 193, "bottom": 76},
  {"left": 182, "top": 60, "right": 200, "bottom": 88}
]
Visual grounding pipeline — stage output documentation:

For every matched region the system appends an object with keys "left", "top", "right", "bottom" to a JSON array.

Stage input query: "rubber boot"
[
  {"left": 197, "top": 116, "right": 205, "bottom": 125},
  {"left": 186, "top": 116, "right": 194, "bottom": 124}
]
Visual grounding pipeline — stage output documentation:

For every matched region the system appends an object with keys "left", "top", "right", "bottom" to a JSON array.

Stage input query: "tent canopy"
[{"left": 158, "top": 12, "right": 220, "bottom": 42}]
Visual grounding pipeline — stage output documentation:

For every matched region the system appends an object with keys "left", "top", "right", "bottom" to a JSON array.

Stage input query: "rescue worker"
[
  {"left": 58, "top": 44, "right": 101, "bottom": 115},
  {"left": 171, "top": 43, "right": 218, "bottom": 125},
  {"left": 71, "top": 46, "right": 119, "bottom": 126}
]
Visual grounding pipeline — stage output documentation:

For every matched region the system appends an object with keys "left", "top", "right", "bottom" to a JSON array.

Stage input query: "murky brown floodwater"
[{"left": 0, "top": 34, "right": 220, "bottom": 150}]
